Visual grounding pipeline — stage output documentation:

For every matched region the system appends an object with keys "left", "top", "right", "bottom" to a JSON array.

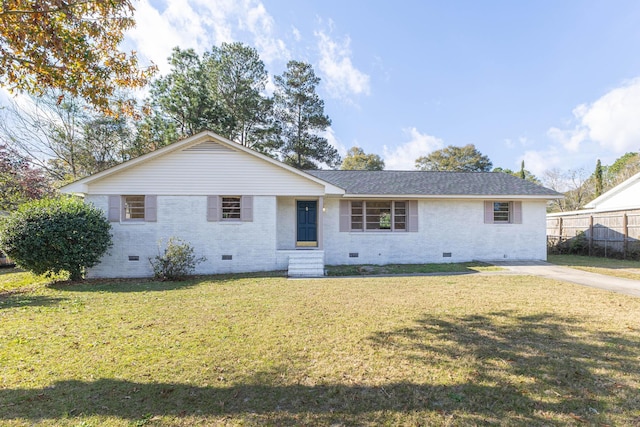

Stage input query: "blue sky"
[{"left": 28, "top": 1, "right": 640, "bottom": 175}]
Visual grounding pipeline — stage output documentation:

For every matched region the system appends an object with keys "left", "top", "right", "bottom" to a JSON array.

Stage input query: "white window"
[
  {"left": 221, "top": 197, "right": 241, "bottom": 220},
  {"left": 123, "top": 195, "right": 145, "bottom": 220},
  {"left": 493, "top": 202, "right": 510, "bottom": 223},
  {"left": 108, "top": 195, "right": 157, "bottom": 222},
  {"left": 207, "top": 195, "right": 253, "bottom": 222},
  {"left": 484, "top": 201, "right": 522, "bottom": 224},
  {"left": 351, "top": 201, "right": 407, "bottom": 232}
]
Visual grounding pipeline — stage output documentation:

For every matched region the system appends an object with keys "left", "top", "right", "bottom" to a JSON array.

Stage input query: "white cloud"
[
  {"left": 527, "top": 77, "right": 640, "bottom": 177},
  {"left": 127, "top": 0, "right": 288, "bottom": 75},
  {"left": 548, "top": 77, "right": 640, "bottom": 154},
  {"left": 581, "top": 78, "right": 640, "bottom": 152},
  {"left": 241, "top": 2, "right": 289, "bottom": 62},
  {"left": 315, "top": 30, "right": 370, "bottom": 100},
  {"left": 520, "top": 148, "right": 563, "bottom": 177},
  {"left": 383, "top": 127, "right": 443, "bottom": 170},
  {"left": 292, "top": 26, "right": 301, "bottom": 42},
  {"left": 547, "top": 125, "right": 588, "bottom": 152},
  {"left": 504, "top": 136, "right": 534, "bottom": 150},
  {"left": 127, "top": 0, "right": 211, "bottom": 74}
]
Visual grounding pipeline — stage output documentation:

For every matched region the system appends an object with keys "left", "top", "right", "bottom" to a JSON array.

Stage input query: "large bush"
[{"left": 0, "top": 196, "right": 112, "bottom": 280}]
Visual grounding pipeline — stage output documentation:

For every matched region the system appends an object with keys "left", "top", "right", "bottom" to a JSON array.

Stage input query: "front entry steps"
[{"left": 287, "top": 250, "right": 325, "bottom": 277}]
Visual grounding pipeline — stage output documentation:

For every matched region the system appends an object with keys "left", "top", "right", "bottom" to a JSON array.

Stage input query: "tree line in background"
[
  {"left": 1, "top": 2, "right": 638, "bottom": 214},
  {"left": 1, "top": 43, "right": 339, "bottom": 182}
]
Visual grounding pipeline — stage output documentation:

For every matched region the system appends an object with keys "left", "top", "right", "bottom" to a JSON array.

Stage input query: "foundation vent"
[
  {"left": 128, "top": 255, "right": 140, "bottom": 261},
  {"left": 349, "top": 253, "right": 359, "bottom": 258},
  {"left": 442, "top": 252, "right": 452, "bottom": 258},
  {"left": 222, "top": 255, "right": 232, "bottom": 261}
]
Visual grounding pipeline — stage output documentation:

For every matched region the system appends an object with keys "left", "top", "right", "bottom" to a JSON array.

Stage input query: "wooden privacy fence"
[{"left": 547, "top": 209, "right": 640, "bottom": 258}]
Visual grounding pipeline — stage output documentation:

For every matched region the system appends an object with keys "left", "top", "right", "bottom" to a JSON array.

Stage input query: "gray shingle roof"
[{"left": 305, "top": 170, "right": 561, "bottom": 197}]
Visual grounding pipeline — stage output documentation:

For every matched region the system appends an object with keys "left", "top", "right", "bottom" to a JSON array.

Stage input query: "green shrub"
[
  {"left": 0, "top": 196, "right": 112, "bottom": 281},
  {"left": 149, "top": 237, "right": 206, "bottom": 281},
  {"left": 568, "top": 231, "right": 589, "bottom": 255}
]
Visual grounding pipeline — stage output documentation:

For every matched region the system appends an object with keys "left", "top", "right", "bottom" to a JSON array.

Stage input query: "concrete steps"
[{"left": 287, "top": 250, "right": 325, "bottom": 277}]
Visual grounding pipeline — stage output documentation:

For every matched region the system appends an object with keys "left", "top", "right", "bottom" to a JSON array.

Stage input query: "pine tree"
[
  {"left": 595, "top": 159, "right": 603, "bottom": 197},
  {"left": 273, "top": 61, "right": 340, "bottom": 169}
]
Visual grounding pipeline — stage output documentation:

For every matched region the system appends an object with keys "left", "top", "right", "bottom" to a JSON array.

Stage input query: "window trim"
[
  {"left": 493, "top": 201, "right": 511, "bottom": 223},
  {"left": 484, "top": 201, "right": 522, "bottom": 224},
  {"left": 349, "top": 200, "right": 408, "bottom": 232},
  {"left": 207, "top": 195, "right": 253, "bottom": 222},
  {"left": 122, "top": 195, "right": 146, "bottom": 222},
  {"left": 221, "top": 196, "right": 242, "bottom": 221},
  {"left": 108, "top": 195, "right": 157, "bottom": 223}
]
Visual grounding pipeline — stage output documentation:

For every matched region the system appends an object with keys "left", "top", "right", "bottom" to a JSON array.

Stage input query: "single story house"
[{"left": 61, "top": 131, "right": 562, "bottom": 277}]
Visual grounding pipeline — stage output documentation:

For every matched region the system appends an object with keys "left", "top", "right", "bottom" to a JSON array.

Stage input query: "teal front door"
[{"left": 297, "top": 200, "right": 317, "bottom": 247}]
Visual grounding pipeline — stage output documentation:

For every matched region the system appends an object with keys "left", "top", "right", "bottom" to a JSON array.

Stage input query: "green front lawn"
[
  {"left": 326, "top": 261, "right": 502, "bottom": 276},
  {"left": 549, "top": 254, "right": 640, "bottom": 280},
  {"left": 0, "top": 268, "right": 66, "bottom": 293},
  {"left": 1, "top": 273, "right": 639, "bottom": 426}
]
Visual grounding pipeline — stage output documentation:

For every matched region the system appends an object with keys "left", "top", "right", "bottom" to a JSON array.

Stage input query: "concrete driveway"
[{"left": 491, "top": 261, "right": 640, "bottom": 298}]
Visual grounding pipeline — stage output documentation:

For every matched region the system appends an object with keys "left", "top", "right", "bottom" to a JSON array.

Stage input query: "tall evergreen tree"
[
  {"left": 146, "top": 48, "right": 233, "bottom": 140},
  {"left": 207, "top": 43, "right": 276, "bottom": 151},
  {"left": 143, "top": 44, "right": 277, "bottom": 153},
  {"left": 273, "top": 61, "right": 340, "bottom": 169},
  {"left": 519, "top": 160, "right": 526, "bottom": 180},
  {"left": 595, "top": 158, "right": 603, "bottom": 197}
]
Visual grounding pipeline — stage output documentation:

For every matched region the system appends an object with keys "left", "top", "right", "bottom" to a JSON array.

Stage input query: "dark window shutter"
[
  {"left": 484, "top": 201, "right": 494, "bottom": 224},
  {"left": 207, "top": 196, "right": 219, "bottom": 221},
  {"left": 241, "top": 196, "right": 253, "bottom": 222},
  {"left": 108, "top": 196, "right": 120, "bottom": 222},
  {"left": 339, "top": 200, "right": 350, "bottom": 232},
  {"left": 145, "top": 195, "right": 157, "bottom": 222},
  {"left": 408, "top": 200, "right": 419, "bottom": 232},
  {"left": 512, "top": 201, "right": 522, "bottom": 224}
]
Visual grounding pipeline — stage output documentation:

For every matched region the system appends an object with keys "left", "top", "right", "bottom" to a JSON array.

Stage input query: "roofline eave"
[{"left": 338, "top": 194, "right": 563, "bottom": 200}]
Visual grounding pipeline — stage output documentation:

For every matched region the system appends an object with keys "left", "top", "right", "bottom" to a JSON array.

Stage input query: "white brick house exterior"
[{"left": 61, "top": 131, "right": 561, "bottom": 278}]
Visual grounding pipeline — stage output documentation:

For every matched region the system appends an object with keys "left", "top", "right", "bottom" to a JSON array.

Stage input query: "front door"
[{"left": 297, "top": 200, "right": 317, "bottom": 247}]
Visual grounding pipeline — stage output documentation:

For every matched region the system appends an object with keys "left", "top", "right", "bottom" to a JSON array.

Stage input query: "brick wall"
[
  {"left": 85, "top": 195, "right": 278, "bottom": 278},
  {"left": 322, "top": 198, "right": 547, "bottom": 265}
]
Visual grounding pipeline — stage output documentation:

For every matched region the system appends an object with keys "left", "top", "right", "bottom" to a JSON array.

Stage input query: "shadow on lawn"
[
  {"left": 1, "top": 311, "right": 639, "bottom": 425},
  {"left": 0, "top": 378, "right": 610, "bottom": 425},
  {"left": 369, "top": 310, "right": 640, "bottom": 425},
  {"left": 49, "top": 272, "right": 286, "bottom": 293},
  {"left": 0, "top": 293, "right": 67, "bottom": 310}
]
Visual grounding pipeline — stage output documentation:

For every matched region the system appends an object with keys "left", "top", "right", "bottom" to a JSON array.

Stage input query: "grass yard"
[
  {"left": 326, "top": 261, "right": 502, "bottom": 276},
  {"left": 549, "top": 254, "right": 640, "bottom": 280},
  {"left": 0, "top": 268, "right": 66, "bottom": 293},
  {"left": 1, "top": 272, "right": 640, "bottom": 426}
]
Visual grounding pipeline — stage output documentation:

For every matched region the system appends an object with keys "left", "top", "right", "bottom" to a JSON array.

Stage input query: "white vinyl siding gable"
[{"left": 86, "top": 143, "right": 327, "bottom": 196}]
